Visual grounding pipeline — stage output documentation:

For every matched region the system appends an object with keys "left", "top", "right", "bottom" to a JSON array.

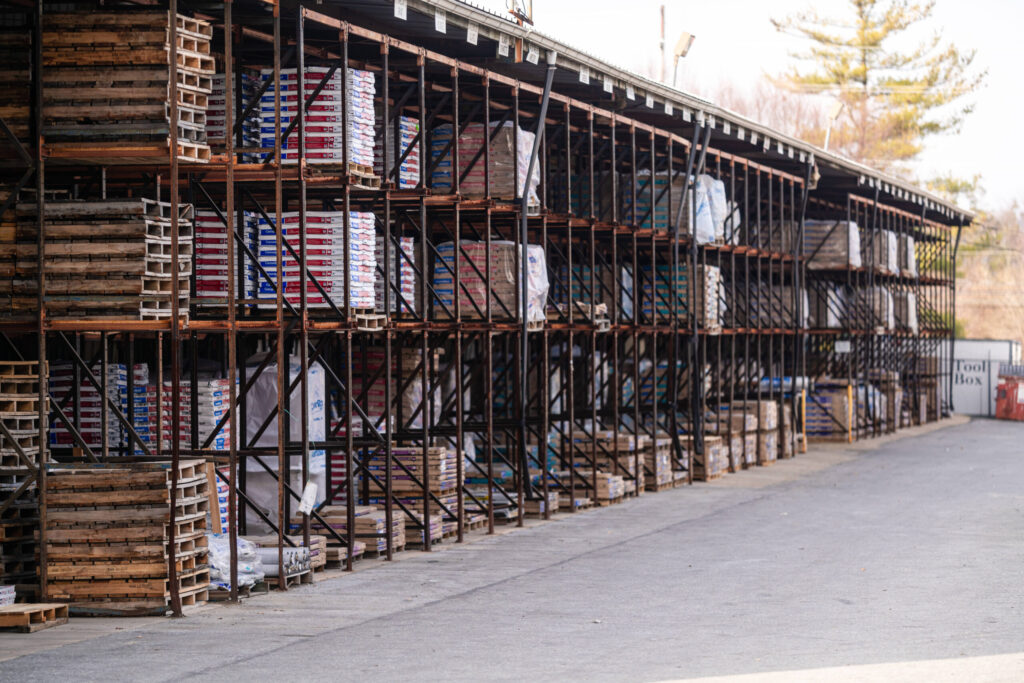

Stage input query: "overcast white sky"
[{"left": 473, "top": 0, "right": 1022, "bottom": 209}]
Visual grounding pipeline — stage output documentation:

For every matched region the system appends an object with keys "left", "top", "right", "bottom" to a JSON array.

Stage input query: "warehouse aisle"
[{"left": 3, "top": 418, "right": 1023, "bottom": 682}]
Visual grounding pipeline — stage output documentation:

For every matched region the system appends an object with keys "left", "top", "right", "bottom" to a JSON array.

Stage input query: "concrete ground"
[{"left": 2, "top": 416, "right": 1023, "bottom": 682}]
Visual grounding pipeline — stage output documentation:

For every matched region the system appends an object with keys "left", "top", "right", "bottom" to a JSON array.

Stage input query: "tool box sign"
[{"left": 954, "top": 360, "right": 986, "bottom": 387}]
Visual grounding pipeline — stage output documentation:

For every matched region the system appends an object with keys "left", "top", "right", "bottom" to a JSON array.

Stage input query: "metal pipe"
[{"left": 519, "top": 57, "right": 557, "bottom": 498}]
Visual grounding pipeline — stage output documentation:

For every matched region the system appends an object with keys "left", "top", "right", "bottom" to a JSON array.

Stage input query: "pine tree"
[{"left": 772, "top": 0, "right": 985, "bottom": 168}]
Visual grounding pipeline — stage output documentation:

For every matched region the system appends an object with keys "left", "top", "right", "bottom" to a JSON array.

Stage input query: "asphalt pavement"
[{"left": 2, "top": 416, "right": 1023, "bottom": 682}]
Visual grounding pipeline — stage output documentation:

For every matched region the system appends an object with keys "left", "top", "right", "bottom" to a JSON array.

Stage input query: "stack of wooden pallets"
[
  {"left": 41, "top": 11, "right": 213, "bottom": 164},
  {"left": 296, "top": 505, "right": 405, "bottom": 558},
  {"left": 6, "top": 199, "right": 193, "bottom": 320},
  {"left": 0, "top": 361, "right": 45, "bottom": 601},
  {"left": 44, "top": 459, "right": 210, "bottom": 615},
  {"left": 0, "top": 26, "right": 30, "bottom": 157},
  {"left": 364, "top": 445, "right": 460, "bottom": 532}
]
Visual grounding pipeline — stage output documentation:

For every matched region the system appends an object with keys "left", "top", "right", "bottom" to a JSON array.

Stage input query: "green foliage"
[
  {"left": 926, "top": 173, "right": 983, "bottom": 211},
  {"left": 772, "top": 0, "right": 986, "bottom": 167}
]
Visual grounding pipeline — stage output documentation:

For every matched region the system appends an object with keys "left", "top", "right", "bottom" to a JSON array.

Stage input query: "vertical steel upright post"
[
  {"left": 223, "top": 0, "right": 239, "bottom": 603},
  {"left": 167, "top": 0, "right": 183, "bottom": 617},
  {"left": 34, "top": 0, "right": 47, "bottom": 601},
  {"left": 272, "top": 0, "right": 287, "bottom": 589},
  {"left": 296, "top": 5, "right": 311, "bottom": 554}
]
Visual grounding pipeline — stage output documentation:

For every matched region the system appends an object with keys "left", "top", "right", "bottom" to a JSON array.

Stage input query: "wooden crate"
[{"left": 44, "top": 459, "right": 210, "bottom": 616}]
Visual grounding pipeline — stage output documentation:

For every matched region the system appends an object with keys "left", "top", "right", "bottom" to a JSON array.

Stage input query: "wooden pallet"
[
  {"left": 354, "top": 309, "right": 387, "bottom": 332},
  {"left": 8, "top": 199, "right": 194, "bottom": 320},
  {"left": 37, "top": 11, "right": 212, "bottom": 164},
  {"left": 44, "top": 460, "right": 210, "bottom": 615},
  {"left": 0, "top": 603, "right": 69, "bottom": 633},
  {"left": 306, "top": 161, "right": 380, "bottom": 187},
  {"left": 0, "top": 361, "right": 43, "bottom": 593}
]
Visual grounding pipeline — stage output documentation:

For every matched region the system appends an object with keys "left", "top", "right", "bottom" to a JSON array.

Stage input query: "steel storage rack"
[{"left": 0, "top": 0, "right": 968, "bottom": 614}]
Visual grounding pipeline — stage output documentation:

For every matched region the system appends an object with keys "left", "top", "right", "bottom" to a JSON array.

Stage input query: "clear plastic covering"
[
  {"left": 430, "top": 122, "right": 541, "bottom": 203},
  {"left": 207, "top": 533, "right": 265, "bottom": 589},
  {"left": 432, "top": 241, "right": 549, "bottom": 323}
]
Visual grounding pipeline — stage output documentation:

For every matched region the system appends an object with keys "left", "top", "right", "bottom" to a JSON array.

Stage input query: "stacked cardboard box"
[
  {"left": 363, "top": 445, "right": 460, "bottom": 532},
  {"left": 299, "top": 505, "right": 405, "bottom": 555},
  {"left": 374, "top": 235, "right": 416, "bottom": 314},
  {"left": 750, "top": 221, "right": 799, "bottom": 255},
  {"left": 255, "top": 210, "right": 375, "bottom": 309},
  {"left": 809, "top": 283, "right": 847, "bottom": 329},
  {"left": 758, "top": 429, "right": 778, "bottom": 465},
  {"left": 643, "top": 436, "right": 675, "bottom": 490},
  {"left": 193, "top": 209, "right": 257, "bottom": 305},
  {"left": 259, "top": 66, "right": 375, "bottom": 168},
  {"left": 806, "top": 385, "right": 852, "bottom": 439},
  {"left": 556, "top": 470, "right": 625, "bottom": 504},
  {"left": 854, "top": 286, "right": 895, "bottom": 330},
  {"left": 706, "top": 407, "right": 758, "bottom": 470},
  {"left": 640, "top": 264, "right": 722, "bottom": 331},
  {"left": 619, "top": 172, "right": 689, "bottom": 231},
  {"left": 375, "top": 114, "right": 420, "bottom": 188},
  {"left": 206, "top": 71, "right": 261, "bottom": 159},
  {"left": 49, "top": 362, "right": 126, "bottom": 451},
  {"left": 429, "top": 122, "right": 540, "bottom": 203},
  {"left": 804, "top": 220, "right": 862, "bottom": 269},
  {"left": 685, "top": 434, "right": 724, "bottom": 481},
  {"left": 159, "top": 377, "right": 232, "bottom": 451},
  {"left": 567, "top": 431, "right": 644, "bottom": 494},
  {"left": 432, "top": 241, "right": 548, "bottom": 322},
  {"left": 864, "top": 229, "right": 899, "bottom": 275}
]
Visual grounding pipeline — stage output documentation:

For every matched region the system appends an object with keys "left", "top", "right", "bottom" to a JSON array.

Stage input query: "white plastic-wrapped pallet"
[
  {"left": 49, "top": 362, "right": 126, "bottom": 450},
  {"left": 895, "top": 291, "right": 919, "bottom": 334},
  {"left": 258, "top": 66, "right": 376, "bottom": 166},
  {"left": 207, "top": 72, "right": 262, "bottom": 160},
  {"left": 900, "top": 234, "right": 918, "bottom": 277},
  {"left": 207, "top": 533, "right": 264, "bottom": 589},
  {"left": 375, "top": 235, "right": 416, "bottom": 313},
  {"left": 159, "top": 377, "right": 233, "bottom": 450},
  {"left": 255, "top": 210, "right": 376, "bottom": 309},
  {"left": 432, "top": 240, "right": 548, "bottom": 323},
  {"left": 885, "top": 230, "right": 898, "bottom": 275},
  {"left": 701, "top": 174, "right": 729, "bottom": 243},
  {"left": 856, "top": 286, "right": 895, "bottom": 330},
  {"left": 375, "top": 113, "right": 420, "bottom": 188},
  {"left": 243, "top": 354, "right": 327, "bottom": 533},
  {"left": 194, "top": 209, "right": 257, "bottom": 305},
  {"left": 691, "top": 175, "right": 716, "bottom": 244},
  {"left": 429, "top": 122, "right": 540, "bottom": 204}
]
